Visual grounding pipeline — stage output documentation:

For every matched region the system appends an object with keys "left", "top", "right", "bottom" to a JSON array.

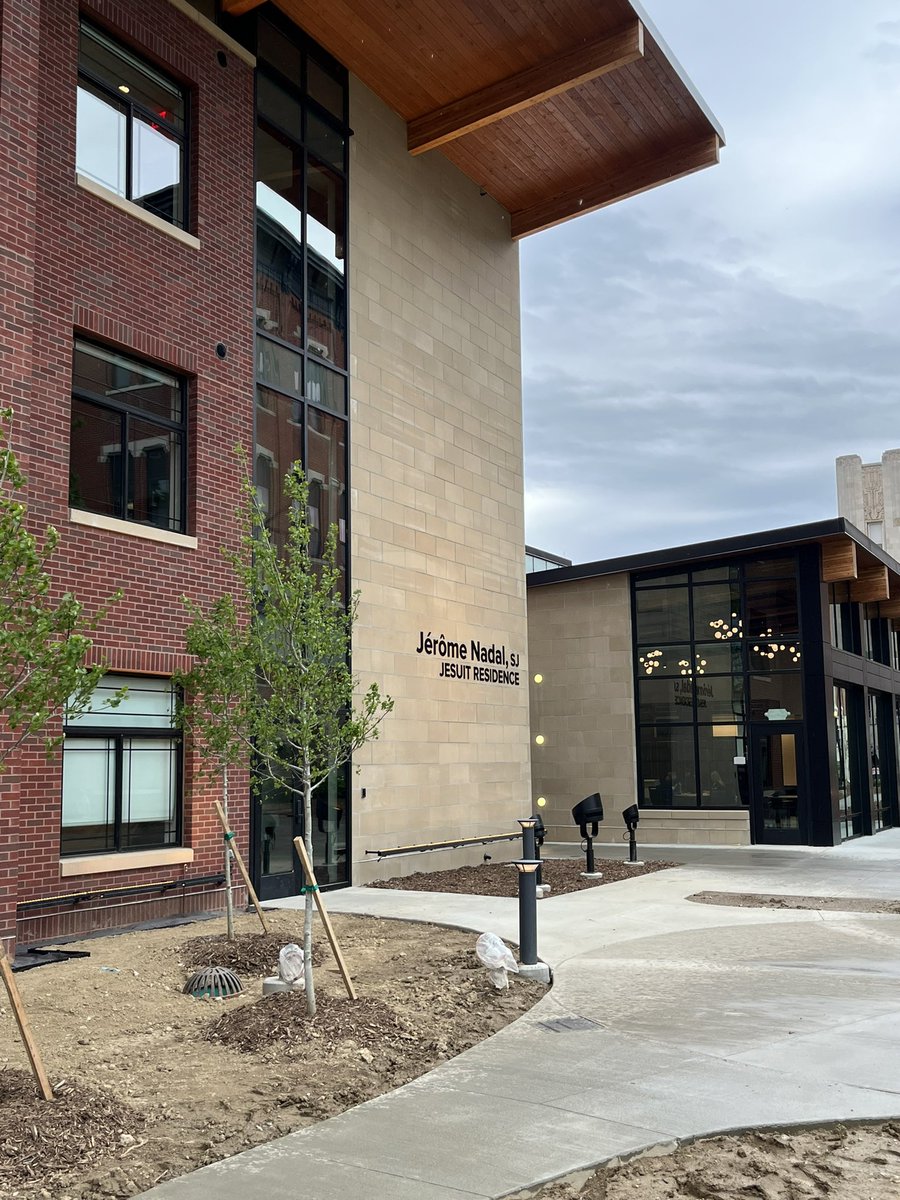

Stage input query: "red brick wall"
[{"left": 2, "top": 0, "right": 257, "bottom": 951}]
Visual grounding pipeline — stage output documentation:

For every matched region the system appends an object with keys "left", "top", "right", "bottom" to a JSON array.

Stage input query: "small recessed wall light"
[{"left": 118, "top": 84, "right": 130, "bottom": 94}]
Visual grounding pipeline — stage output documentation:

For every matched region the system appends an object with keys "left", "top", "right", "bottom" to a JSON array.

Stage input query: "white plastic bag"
[
  {"left": 278, "top": 943, "right": 306, "bottom": 990},
  {"left": 475, "top": 932, "right": 519, "bottom": 990}
]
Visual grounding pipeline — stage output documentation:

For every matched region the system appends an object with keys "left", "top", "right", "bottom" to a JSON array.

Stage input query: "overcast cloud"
[{"left": 521, "top": 1, "right": 900, "bottom": 562}]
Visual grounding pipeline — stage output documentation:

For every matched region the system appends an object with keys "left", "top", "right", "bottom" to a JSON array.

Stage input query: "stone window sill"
[
  {"left": 69, "top": 508, "right": 198, "bottom": 550},
  {"left": 61, "top": 847, "right": 195, "bottom": 877},
  {"left": 76, "top": 174, "right": 201, "bottom": 249}
]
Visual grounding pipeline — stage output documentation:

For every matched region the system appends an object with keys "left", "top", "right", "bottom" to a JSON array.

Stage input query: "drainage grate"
[{"left": 538, "top": 1016, "right": 601, "bottom": 1033}]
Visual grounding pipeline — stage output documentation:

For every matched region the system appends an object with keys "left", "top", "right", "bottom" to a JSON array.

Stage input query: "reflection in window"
[
  {"left": 639, "top": 726, "right": 696, "bottom": 807},
  {"left": 749, "top": 673, "right": 803, "bottom": 722},
  {"left": 77, "top": 22, "right": 186, "bottom": 228},
  {"left": 70, "top": 341, "right": 186, "bottom": 532},
  {"left": 698, "top": 724, "right": 746, "bottom": 807},
  {"left": 634, "top": 586, "right": 690, "bottom": 644},
  {"left": 835, "top": 685, "right": 862, "bottom": 840},
  {"left": 62, "top": 675, "right": 181, "bottom": 855}
]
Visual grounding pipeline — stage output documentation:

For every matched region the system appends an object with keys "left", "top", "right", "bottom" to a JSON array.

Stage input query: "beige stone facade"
[
  {"left": 348, "top": 79, "right": 531, "bottom": 881},
  {"left": 527, "top": 575, "right": 751, "bottom": 848},
  {"left": 527, "top": 575, "right": 637, "bottom": 845}
]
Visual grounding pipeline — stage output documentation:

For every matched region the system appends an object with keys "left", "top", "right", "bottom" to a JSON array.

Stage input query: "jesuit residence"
[{"left": 0, "top": 0, "right": 723, "bottom": 954}]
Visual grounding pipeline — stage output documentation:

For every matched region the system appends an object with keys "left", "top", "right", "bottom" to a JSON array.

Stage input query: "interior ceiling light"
[{"left": 118, "top": 83, "right": 130, "bottom": 93}]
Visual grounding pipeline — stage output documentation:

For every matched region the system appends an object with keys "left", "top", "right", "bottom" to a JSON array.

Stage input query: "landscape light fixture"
[
  {"left": 510, "top": 859, "right": 541, "bottom": 965},
  {"left": 571, "top": 793, "right": 604, "bottom": 877},
  {"left": 622, "top": 804, "right": 643, "bottom": 865}
]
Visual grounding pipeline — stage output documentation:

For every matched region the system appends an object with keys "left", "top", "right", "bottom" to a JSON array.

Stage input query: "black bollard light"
[
  {"left": 512, "top": 859, "right": 540, "bottom": 965},
  {"left": 518, "top": 816, "right": 537, "bottom": 863}
]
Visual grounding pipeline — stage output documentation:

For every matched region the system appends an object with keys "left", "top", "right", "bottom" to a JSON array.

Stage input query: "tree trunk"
[
  {"left": 223, "top": 765, "right": 235, "bottom": 941},
  {"left": 302, "top": 759, "right": 316, "bottom": 1015}
]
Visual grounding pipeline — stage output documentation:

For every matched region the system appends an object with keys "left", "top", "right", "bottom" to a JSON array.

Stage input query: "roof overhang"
[
  {"left": 224, "top": 0, "right": 723, "bottom": 239},
  {"left": 527, "top": 520, "right": 900, "bottom": 609}
]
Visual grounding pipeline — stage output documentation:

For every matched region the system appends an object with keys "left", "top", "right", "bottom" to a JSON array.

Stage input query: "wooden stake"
[
  {"left": 0, "top": 945, "right": 54, "bottom": 1101},
  {"left": 292, "top": 837, "right": 357, "bottom": 1000},
  {"left": 213, "top": 799, "right": 269, "bottom": 934}
]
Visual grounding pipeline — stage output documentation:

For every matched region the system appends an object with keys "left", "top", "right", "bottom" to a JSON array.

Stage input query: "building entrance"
[
  {"left": 257, "top": 768, "right": 349, "bottom": 900},
  {"left": 750, "top": 726, "right": 805, "bottom": 844}
]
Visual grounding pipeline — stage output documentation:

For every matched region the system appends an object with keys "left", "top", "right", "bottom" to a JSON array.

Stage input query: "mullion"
[
  {"left": 72, "top": 389, "right": 185, "bottom": 433},
  {"left": 113, "top": 733, "right": 124, "bottom": 852}
]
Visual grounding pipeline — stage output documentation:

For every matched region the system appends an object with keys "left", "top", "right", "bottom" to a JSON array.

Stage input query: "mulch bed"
[
  {"left": 0, "top": 1070, "right": 143, "bottom": 1192},
  {"left": 690, "top": 891, "right": 900, "bottom": 915},
  {"left": 180, "top": 929, "right": 324, "bottom": 975},
  {"left": 370, "top": 857, "right": 676, "bottom": 898},
  {"left": 204, "top": 992, "right": 417, "bottom": 1055}
]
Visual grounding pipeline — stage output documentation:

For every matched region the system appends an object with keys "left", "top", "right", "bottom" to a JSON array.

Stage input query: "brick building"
[{"left": 0, "top": 0, "right": 721, "bottom": 954}]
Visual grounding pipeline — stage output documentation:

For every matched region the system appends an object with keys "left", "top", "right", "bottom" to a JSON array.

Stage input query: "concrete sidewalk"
[{"left": 141, "top": 836, "right": 900, "bottom": 1199}]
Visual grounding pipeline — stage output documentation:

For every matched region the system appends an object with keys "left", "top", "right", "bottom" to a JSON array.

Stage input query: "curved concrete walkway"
[{"left": 141, "top": 835, "right": 900, "bottom": 1199}]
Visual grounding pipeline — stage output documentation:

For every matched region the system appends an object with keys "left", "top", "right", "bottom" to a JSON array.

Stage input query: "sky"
[{"left": 520, "top": 1, "right": 900, "bottom": 564}]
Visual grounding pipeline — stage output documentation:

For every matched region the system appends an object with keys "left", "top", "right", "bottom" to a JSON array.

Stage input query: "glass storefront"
[
  {"left": 834, "top": 684, "right": 862, "bottom": 840},
  {"left": 633, "top": 555, "right": 802, "bottom": 818}
]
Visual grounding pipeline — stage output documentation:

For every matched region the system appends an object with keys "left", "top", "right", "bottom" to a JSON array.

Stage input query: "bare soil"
[
  {"left": 0, "top": 910, "right": 543, "bottom": 1199},
  {"left": 689, "top": 891, "right": 900, "bottom": 915},
  {"left": 531, "top": 1122, "right": 900, "bottom": 1200},
  {"left": 370, "top": 857, "right": 676, "bottom": 897}
]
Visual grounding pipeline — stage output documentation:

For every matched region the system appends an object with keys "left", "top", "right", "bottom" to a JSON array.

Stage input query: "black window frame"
[
  {"left": 70, "top": 339, "right": 189, "bottom": 534},
  {"left": 77, "top": 20, "right": 190, "bottom": 231},
  {"left": 60, "top": 676, "right": 183, "bottom": 857},
  {"left": 633, "top": 553, "right": 803, "bottom": 811}
]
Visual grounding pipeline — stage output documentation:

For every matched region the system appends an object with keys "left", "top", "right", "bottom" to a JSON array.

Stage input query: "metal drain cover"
[
  {"left": 538, "top": 1016, "right": 601, "bottom": 1033},
  {"left": 183, "top": 966, "right": 243, "bottom": 999}
]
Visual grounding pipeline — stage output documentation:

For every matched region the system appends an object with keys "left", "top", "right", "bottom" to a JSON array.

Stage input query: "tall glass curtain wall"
[
  {"left": 252, "top": 16, "right": 350, "bottom": 887},
  {"left": 633, "top": 557, "right": 803, "bottom": 811},
  {"left": 828, "top": 586, "right": 900, "bottom": 838}
]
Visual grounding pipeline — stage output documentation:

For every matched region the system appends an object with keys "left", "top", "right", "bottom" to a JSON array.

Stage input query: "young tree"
[
  {"left": 180, "top": 460, "right": 393, "bottom": 1011},
  {"left": 0, "top": 407, "right": 120, "bottom": 770},
  {"left": 175, "top": 593, "right": 257, "bottom": 939}
]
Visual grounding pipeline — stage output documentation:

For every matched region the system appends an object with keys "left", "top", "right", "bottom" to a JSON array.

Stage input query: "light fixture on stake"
[
  {"left": 571, "top": 793, "right": 604, "bottom": 877},
  {"left": 622, "top": 803, "right": 643, "bottom": 865}
]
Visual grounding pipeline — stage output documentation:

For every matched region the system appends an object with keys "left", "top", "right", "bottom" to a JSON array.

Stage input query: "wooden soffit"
[
  {"left": 821, "top": 538, "right": 858, "bottom": 583},
  {"left": 850, "top": 565, "right": 890, "bottom": 605},
  {"left": 241, "top": 0, "right": 724, "bottom": 238}
]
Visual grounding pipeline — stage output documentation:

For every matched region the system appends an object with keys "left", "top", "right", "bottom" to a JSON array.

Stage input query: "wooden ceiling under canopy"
[{"left": 225, "top": 0, "right": 724, "bottom": 238}]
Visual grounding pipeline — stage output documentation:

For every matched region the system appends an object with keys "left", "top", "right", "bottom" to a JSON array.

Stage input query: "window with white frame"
[{"left": 61, "top": 674, "right": 181, "bottom": 856}]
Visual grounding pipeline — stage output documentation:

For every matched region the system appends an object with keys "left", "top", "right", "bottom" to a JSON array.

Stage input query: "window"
[
  {"left": 70, "top": 340, "right": 187, "bottom": 532},
  {"left": 867, "top": 521, "right": 884, "bottom": 545},
  {"left": 77, "top": 21, "right": 187, "bottom": 229},
  {"left": 61, "top": 675, "right": 181, "bottom": 856}
]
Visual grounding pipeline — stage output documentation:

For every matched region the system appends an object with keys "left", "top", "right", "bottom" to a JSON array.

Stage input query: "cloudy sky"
[{"left": 521, "top": 1, "right": 900, "bottom": 564}]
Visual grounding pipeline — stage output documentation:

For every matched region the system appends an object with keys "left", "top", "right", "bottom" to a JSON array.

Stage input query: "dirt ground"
[
  {"left": 690, "top": 890, "right": 900, "bottom": 915},
  {"left": 531, "top": 1122, "right": 900, "bottom": 1200},
  {"left": 371, "top": 857, "right": 675, "bottom": 897},
  {"left": 0, "top": 910, "right": 543, "bottom": 1199}
]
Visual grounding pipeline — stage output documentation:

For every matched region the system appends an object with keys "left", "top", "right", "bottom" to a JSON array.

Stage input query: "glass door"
[
  {"left": 257, "top": 766, "right": 349, "bottom": 900},
  {"left": 750, "top": 726, "right": 805, "bottom": 844}
]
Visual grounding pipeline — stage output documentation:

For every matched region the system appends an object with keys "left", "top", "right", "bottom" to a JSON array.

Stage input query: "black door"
[
  {"left": 256, "top": 767, "right": 350, "bottom": 900},
  {"left": 749, "top": 725, "right": 806, "bottom": 844}
]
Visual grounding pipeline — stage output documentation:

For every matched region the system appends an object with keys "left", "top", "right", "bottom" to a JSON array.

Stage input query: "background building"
[
  {"left": 528, "top": 520, "right": 900, "bottom": 849},
  {"left": 836, "top": 450, "right": 900, "bottom": 558},
  {"left": 0, "top": 0, "right": 721, "bottom": 955}
]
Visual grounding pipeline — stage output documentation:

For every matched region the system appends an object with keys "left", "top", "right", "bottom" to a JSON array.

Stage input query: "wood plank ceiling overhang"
[
  {"left": 821, "top": 535, "right": 899, "bottom": 610},
  {"left": 231, "top": 0, "right": 724, "bottom": 239}
]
